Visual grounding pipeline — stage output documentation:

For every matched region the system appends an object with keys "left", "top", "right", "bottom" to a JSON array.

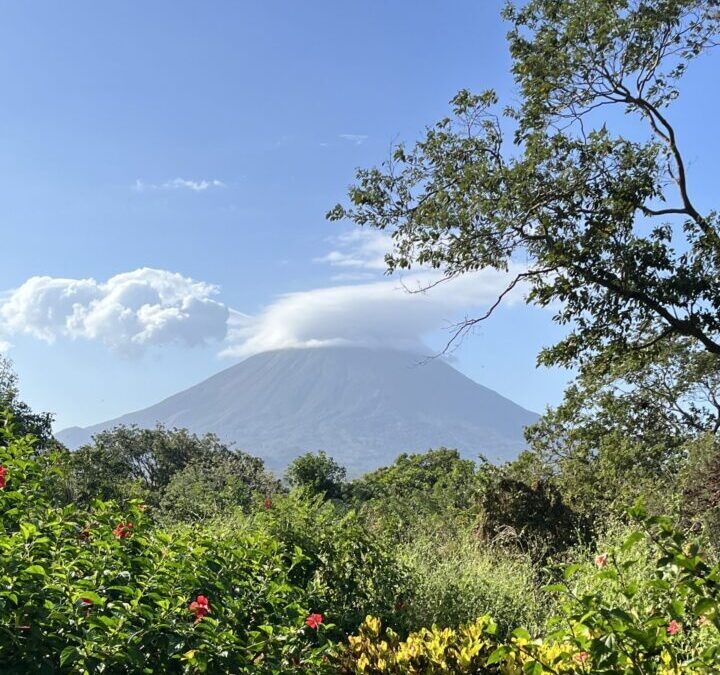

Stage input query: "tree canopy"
[{"left": 330, "top": 0, "right": 720, "bottom": 368}]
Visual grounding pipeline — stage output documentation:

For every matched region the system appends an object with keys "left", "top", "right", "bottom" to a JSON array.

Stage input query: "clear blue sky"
[{"left": 0, "top": 1, "right": 717, "bottom": 430}]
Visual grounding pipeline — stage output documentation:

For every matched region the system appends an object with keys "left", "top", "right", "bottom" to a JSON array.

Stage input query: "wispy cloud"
[
  {"left": 134, "top": 178, "right": 226, "bottom": 192},
  {"left": 315, "top": 230, "right": 392, "bottom": 271},
  {"left": 339, "top": 133, "right": 368, "bottom": 145}
]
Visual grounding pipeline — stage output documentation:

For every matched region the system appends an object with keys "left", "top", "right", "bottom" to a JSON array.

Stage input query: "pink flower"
[
  {"left": 667, "top": 620, "right": 681, "bottom": 636},
  {"left": 189, "top": 595, "right": 210, "bottom": 623},
  {"left": 305, "top": 613, "right": 323, "bottom": 629},
  {"left": 595, "top": 553, "right": 609, "bottom": 568},
  {"left": 573, "top": 651, "right": 590, "bottom": 664}
]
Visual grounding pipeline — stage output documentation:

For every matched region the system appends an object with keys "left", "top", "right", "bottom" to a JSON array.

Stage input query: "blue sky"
[{"left": 0, "top": 1, "right": 717, "bottom": 431}]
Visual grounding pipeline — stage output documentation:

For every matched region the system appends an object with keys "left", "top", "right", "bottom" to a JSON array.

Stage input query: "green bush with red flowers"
[{"left": 0, "top": 414, "right": 335, "bottom": 674}]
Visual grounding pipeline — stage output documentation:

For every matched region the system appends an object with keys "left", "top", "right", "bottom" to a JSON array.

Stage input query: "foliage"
[
  {"left": 253, "top": 490, "right": 409, "bottom": 635},
  {"left": 330, "top": 0, "right": 720, "bottom": 365},
  {"left": 285, "top": 450, "right": 347, "bottom": 501},
  {"left": 681, "top": 434, "right": 720, "bottom": 539},
  {"left": 351, "top": 448, "right": 482, "bottom": 541},
  {"left": 477, "top": 472, "right": 581, "bottom": 557},
  {"left": 0, "top": 356, "right": 56, "bottom": 450},
  {"left": 0, "top": 416, "right": 335, "bottom": 673},
  {"left": 524, "top": 338, "right": 719, "bottom": 518},
  {"left": 399, "top": 534, "right": 546, "bottom": 638},
  {"left": 339, "top": 507, "right": 720, "bottom": 673},
  {"left": 159, "top": 451, "right": 280, "bottom": 522},
  {"left": 68, "top": 424, "right": 276, "bottom": 510},
  {"left": 339, "top": 614, "right": 510, "bottom": 674}
]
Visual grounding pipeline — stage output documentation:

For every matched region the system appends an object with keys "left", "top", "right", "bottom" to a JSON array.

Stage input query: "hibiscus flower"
[
  {"left": 189, "top": 595, "right": 210, "bottom": 623},
  {"left": 305, "top": 613, "right": 323, "bottom": 629}
]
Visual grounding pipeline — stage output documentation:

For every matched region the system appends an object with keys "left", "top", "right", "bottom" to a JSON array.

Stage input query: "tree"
[
  {"left": 68, "top": 425, "right": 273, "bottom": 507},
  {"left": 329, "top": 0, "right": 720, "bottom": 368},
  {"left": 285, "top": 450, "right": 347, "bottom": 500},
  {"left": 159, "top": 452, "right": 280, "bottom": 522},
  {"left": 0, "top": 356, "right": 56, "bottom": 449},
  {"left": 524, "top": 336, "right": 719, "bottom": 515},
  {"left": 350, "top": 448, "right": 483, "bottom": 539}
]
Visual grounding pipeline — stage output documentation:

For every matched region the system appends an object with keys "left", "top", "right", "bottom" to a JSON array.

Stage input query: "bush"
[
  {"left": 285, "top": 451, "right": 347, "bottom": 501},
  {"left": 253, "top": 490, "right": 409, "bottom": 635},
  {"left": 159, "top": 452, "right": 280, "bottom": 522},
  {"left": 0, "top": 416, "right": 335, "bottom": 673}
]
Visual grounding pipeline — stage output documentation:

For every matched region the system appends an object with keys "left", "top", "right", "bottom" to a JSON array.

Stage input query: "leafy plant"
[{"left": 0, "top": 415, "right": 335, "bottom": 673}]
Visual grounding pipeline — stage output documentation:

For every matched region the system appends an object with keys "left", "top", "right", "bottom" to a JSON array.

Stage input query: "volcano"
[{"left": 57, "top": 347, "right": 538, "bottom": 474}]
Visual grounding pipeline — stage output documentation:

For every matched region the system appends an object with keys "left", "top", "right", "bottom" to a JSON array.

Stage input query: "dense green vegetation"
[
  {"left": 3, "top": 396, "right": 720, "bottom": 672},
  {"left": 4, "top": 0, "right": 720, "bottom": 671}
]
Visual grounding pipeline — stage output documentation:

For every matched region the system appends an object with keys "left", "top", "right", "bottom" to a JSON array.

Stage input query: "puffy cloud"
[
  {"left": 134, "top": 178, "right": 225, "bottom": 192},
  {"left": 0, "top": 268, "right": 229, "bottom": 356},
  {"left": 222, "top": 265, "right": 528, "bottom": 358}
]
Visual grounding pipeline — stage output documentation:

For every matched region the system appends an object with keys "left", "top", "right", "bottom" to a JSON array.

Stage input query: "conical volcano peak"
[{"left": 57, "top": 346, "right": 537, "bottom": 474}]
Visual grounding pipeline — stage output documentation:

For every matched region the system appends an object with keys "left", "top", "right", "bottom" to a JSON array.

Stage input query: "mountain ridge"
[{"left": 57, "top": 346, "right": 538, "bottom": 474}]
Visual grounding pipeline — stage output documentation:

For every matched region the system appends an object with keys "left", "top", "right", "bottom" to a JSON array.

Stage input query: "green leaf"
[
  {"left": 75, "top": 590, "right": 103, "bottom": 605},
  {"left": 486, "top": 646, "right": 509, "bottom": 665},
  {"left": 60, "top": 646, "right": 78, "bottom": 667},
  {"left": 513, "top": 627, "right": 532, "bottom": 641},
  {"left": 621, "top": 531, "right": 644, "bottom": 552},
  {"left": 24, "top": 565, "right": 46, "bottom": 576}
]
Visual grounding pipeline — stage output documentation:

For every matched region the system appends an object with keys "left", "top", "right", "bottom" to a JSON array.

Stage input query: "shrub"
[
  {"left": 0, "top": 415, "right": 335, "bottom": 673},
  {"left": 285, "top": 451, "right": 347, "bottom": 501},
  {"left": 253, "top": 490, "right": 409, "bottom": 635},
  {"left": 159, "top": 452, "right": 280, "bottom": 522}
]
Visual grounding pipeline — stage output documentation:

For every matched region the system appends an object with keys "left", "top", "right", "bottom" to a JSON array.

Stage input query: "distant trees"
[
  {"left": 68, "top": 425, "right": 279, "bottom": 517},
  {"left": 0, "top": 356, "right": 55, "bottom": 449}
]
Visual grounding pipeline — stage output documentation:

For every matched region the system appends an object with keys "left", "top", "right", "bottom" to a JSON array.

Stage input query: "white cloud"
[
  {"left": 0, "top": 268, "right": 229, "bottom": 356},
  {"left": 221, "top": 265, "right": 528, "bottom": 358},
  {"left": 339, "top": 133, "right": 369, "bottom": 145},
  {"left": 315, "top": 230, "right": 392, "bottom": 271},
  {"left": 134, "top": 178, "right": 225, "bottom": 192}
]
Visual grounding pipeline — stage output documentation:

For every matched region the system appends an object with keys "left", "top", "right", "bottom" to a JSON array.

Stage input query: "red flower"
[
  {"left": 305, "top": 613, "right": 323, "bottom": 629},
  {"left": 667, "top": 620, "right": 681, "bottom": 636},
  {"left": 113, "top": 522, "right": 134, "bottom": 539},
  {"left": 189, "top": 595, "right": 210, "bottom": 623},
  {"left": 0, "top": 464, "right": 7, "bottom": 489},
  {"left": 595, "top": 553, "right": 609, "bottom": 568},
  {"left": 264, "top": 496, "right": 272, "bottom": 510}
]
